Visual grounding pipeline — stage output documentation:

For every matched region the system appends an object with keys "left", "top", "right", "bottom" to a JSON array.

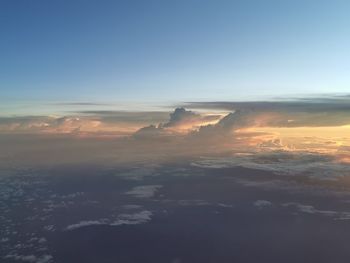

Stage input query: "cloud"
[
  {"left": 122, "top": 204, "right": 143, "bottom": 209},
  {"left": 116, "top": 167, "right": 160, "bottom": 181},
  {"left": 177, "top": 200, "right": 211, "bottom": 206},
  {"left": 194, "top": 110, "right": 255, "bottom": 135},
  {"left": 2, "top": 94, "right": 350, "bottom": 137},
  {"left": 133, "top": 125, "right": 170, "bottom": 139},
  {"left": 0, "top": 111, "right": 170, "bottom": 136},
  {"left": 65, "top": 220, "right": 108, "bottom": 230},
  {"left": 75, "top": 110, "right": 169, "bottom": 124},
  {"left": 258, "top": 138, "right": 284, "bottom": 149},
  {"left": 65, "top": 211, "right": 153, "bottom": 231},
  {"left": 163, "top": 107, "right": 221, "bottom": 129},
  {"left": 191, "top": 152, "right": 350, "bottom": 180},
  {"left": 282, "top": 202, "right": 350, "bottom": 219},
  {"left": 165, "top": 108, "right": 199, "bottom": 127},
  {"left": 125, "top": 185, "right": 163, "bottom": 198},
  {"left": 184, "top": 95, "right": 350, "bottom": 127},
  {"left": 4, "top": 254, "right": 53, "bottom": 263},
  {"left": 0, "top": 116, "right": 95, "bottom": 135},
  {"left": 111, "top": 211, "right": 153, "bottom": 226},
  {"left": 43, "top": 225, "right": 55, "bottom": 232},
  {"left": 254, "top": 200, "right": 272, "bottom": 208},
  {"left": 185, "top": 94, "right": 350, "bottom": 112},
  {"left": 132, "top": 108, "right": 222, "bottom": 139},
  {"left": 1, "top": 95, "right": 350, "bottom": 169}
]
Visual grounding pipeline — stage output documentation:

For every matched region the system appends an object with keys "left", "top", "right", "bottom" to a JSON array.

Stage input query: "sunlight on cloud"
[
  {"left": 0, "top": 95, "right": 349, "bottom": 173},
  {"left": 238, "top": 125, "right": 350, "bottom": 155}
]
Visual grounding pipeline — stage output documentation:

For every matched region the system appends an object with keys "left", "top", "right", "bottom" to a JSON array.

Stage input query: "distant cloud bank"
[{"left": 0, "top": 94, "right": 349, "bottom": 169}]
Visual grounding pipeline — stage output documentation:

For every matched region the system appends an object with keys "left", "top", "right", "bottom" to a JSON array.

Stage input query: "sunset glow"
[{"left": 2, "top": 1, "right": 350, "bottom": 262}]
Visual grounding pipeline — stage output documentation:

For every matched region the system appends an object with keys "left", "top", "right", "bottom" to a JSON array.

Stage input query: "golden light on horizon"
[{"left": 236, "top": 124, "right": 350, "bottom": 154}]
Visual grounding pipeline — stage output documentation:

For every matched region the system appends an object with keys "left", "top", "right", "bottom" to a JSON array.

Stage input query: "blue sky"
[{"left": 1, "top": 0, "right": 350, "bottom": 104}]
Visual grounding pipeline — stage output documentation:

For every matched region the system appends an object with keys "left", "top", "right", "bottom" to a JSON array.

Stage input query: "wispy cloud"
[{"left": 65, "top": 211, "right": 153, "bottom": 231}]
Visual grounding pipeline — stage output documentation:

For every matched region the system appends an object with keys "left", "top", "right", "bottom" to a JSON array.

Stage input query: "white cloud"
[
  {"left": 191, "top": 152, "right": 350, "bottom": 180},
  {"left": 65, "top": 220, "right": 108, "bottom": 231},
  {"left": 65, "top": 211, "right": 153, "bottom": 231},
  {"left": 4, "top": 254, "right": 53, "bottom": 263},
  {"left": 111, "top": 211, "right": 153, "bottom": 226},
  {"left": 122, "top": 204, "right": 143, "bottom": 209},
  {"left": 282, "top": 202, "right": 350, "bottom": 219},
  {"left": 177, "top": 200, "right": 211, "bottom": 206},
  {"left": 37, "top": 255, "right": 53, "bottom": 263},
  {"left": 43, "top": 225, "right": 55, "bottom": 232},
  {"left": 126, "top": 185, "right": 162, "bottom": 198},
  {"left": 254, "top": 200, "right": 272, "bottom": 208}
]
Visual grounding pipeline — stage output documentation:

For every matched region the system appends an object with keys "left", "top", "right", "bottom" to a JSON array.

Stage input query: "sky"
[
  {"left": 2, "top": 3, "right": 350, "bottom": 261},
  {"left": 1, "top": 0, "right": 350, "bottom": 105},
  {"left": 1, "top": 1, "right": 350, "bottom": 167}
]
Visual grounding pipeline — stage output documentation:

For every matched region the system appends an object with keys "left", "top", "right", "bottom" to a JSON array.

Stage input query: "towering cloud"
[
  {"left": 133, "top": 108, "right": 223, "bottom": 139},
  {"left": 163, "top": 107, "right": 221, "bottom": 129},
  {"left": 1, "top": 95, "right": 350, "bottom": 169}
]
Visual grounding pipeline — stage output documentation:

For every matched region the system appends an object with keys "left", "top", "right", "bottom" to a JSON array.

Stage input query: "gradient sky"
[{"left": 1, "top": 0, "right": 350, "bottom": 103}]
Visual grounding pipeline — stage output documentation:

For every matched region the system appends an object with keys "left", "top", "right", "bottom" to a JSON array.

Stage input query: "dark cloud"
[
  {"left": 185, "top": 94, "right": 350, "bottom": 112},
  {"left": 184, "top": 95, "right": 350, "bottom": 127},
  {"left": 133, "top": 125, "right": 169, "bottom": 139},
  {"left": 163, "top": 108, "right": 221, "bottom": 128},
  {"left": 132, "top": 108, "right": 223, "bottom": 140},
  {"left": 164, "top": 108, "right": 198, "bottom": 127},
  {"left": 188, "top": 110, "right": 258, "bottom": 142}
]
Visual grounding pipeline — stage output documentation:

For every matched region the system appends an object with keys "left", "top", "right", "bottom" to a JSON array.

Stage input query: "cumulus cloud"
[
  {"left": 132, "top": 108, "right": 222, "bottom": 139},
  {"left": 2, "top": 95, "right": 350, "bottom": 137},
  {"left": 133, "top": 125, "right": 169, "bottom": 139},
  {"left": 163, "top": 107, "right": 221, "bottom": 129},
  {"left": 165, "top": 108, "right": 199, "bottom": 127},
  {"left": 0, "top": 116, "right": 96, "bottom": 135},
  {"left": 187, "top": 109, "right": 260, "bottom": 143},
  {"left": 0, "top": 111, "right": 170, "bottom": 137},
  {"left": 1, "top": 94, "right": 350, "bottom": 169}
]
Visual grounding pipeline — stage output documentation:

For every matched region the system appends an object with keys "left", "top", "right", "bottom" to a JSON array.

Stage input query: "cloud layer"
[{"left": 1, "top": 95, "right": 349, "bottom": 169}]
